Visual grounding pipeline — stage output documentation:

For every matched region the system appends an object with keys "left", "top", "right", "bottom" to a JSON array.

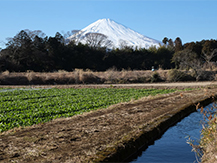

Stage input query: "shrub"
[
  {"left": 151, "top": 72, "right": 162, "bottom": 83},
  {"left": 196, "top": 71, "right": 215, "bottom": 81},
  {"left": 168, "top": 69, "right": 194, "bottom": 82},
  {"left": 80, "top": 73, "right": 102, "bottom": 84}
]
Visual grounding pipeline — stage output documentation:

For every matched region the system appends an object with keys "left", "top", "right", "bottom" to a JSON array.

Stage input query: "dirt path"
[
  {"left": 0, "top": 81, "right": 217, "bottom": 89},
  {"left": 0, "top": 83, "right": 217, "bottom": 163}
]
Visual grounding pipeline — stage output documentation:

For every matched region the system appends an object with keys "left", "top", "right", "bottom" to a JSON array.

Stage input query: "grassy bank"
[
  {"left": 200, "top": 104, "right": 217, "bottom": 163},
  {"left": 188, "top": 102, "right": 217, "bottom": 162}
]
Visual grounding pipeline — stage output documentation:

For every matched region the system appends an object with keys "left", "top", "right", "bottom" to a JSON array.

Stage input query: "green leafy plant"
[{"left": 0, "top": 88, "right": 177, "bottom": 132}]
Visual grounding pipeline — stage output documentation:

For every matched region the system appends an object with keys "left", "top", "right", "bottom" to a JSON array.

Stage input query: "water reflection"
[{"left": 131, "top": 103, "right": 216, "bottom": 163}]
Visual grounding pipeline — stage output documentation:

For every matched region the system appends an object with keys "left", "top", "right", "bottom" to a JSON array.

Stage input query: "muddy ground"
[{"left": 0, "top": 82, "right": 217, "bottom": 163}]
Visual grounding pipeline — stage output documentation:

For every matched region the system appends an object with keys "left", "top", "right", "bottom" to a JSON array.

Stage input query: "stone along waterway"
[{"left": 130, "top": 103, "right": 216, "bottom": 163}]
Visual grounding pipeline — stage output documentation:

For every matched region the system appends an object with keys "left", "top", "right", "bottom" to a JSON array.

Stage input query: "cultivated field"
[
  {"left": 0, "top": 88, "right": 176, "bottom": 132},
  {"left": 0, "top": 82, "right": 217, "bottom": 162}
]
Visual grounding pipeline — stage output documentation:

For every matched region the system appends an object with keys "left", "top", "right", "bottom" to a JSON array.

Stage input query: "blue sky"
[{"left": 0, "top": 0, "right": 217, "bottom": 48}]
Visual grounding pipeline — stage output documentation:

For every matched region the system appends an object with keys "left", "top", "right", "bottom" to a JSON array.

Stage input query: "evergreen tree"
[
  {"left": 4, "top": 30, "right": 34, "bottom": 71},
  {"left": 168, "top": 38, "right": 174, "bottom": 50},
  {"left": 202, "top": 40, "right": 217, "bottom": 57},
  {"left": 174, "top": 37, "right": 183, "bottom": 52},
  {"left": 162, "top": 37, "right": 168, "bottom": 45},
  {"left": 46, "top": 32, "right": 66, "bottom": 70},
  {"left": 184, "top": 42, "right": 202, "bottom": 56}
]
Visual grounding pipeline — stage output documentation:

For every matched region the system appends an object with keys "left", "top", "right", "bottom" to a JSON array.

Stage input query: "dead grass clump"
[
  {"left": 119, "top": 69, "right": 147, "bottom": 83},
  {"left": 157, "top": 69, "right": 168, "bottom": 81},
  {"left": 73, "top": 69, "right": 102, "bottom": 84},
  {"left": 103, "top": 69, "right": 155, "bottom": 83},
  {"left": 120, "top": 69, "right": 129, "bottom": 79},
  {"left": 199, "top": 104, "right": 217, "bottom": 163},
  {"left": 26, "top": 70, "right": 36, "bottom": 81},
  {"left": 26, "top": 71, "right": 44, "bottom": 84},
  {"left": 201, "top": 121, "right": 217, "bottom": 163},
  {"left": 40, "top": 74, "right": 55, "bottom": 84},
  {"left": 104, "top": 67, "right": 120, "bottom": 83},
  {"left": 41, "top": 72, "right": 75, "bottom": 84},
  {"left": 74, "top": 68, "right": 83, "bottom": 84},
  {"left": 57, "top": 70, "right": 68, "bottom": 73},
  {"left": 168, "top": 69, "right": 185, "bottom": 82},
  {"left": 80, "top": 72, "right": 101, "bottom": 84},
  {"left": 1, "top": 70, "right": 10, "bottom": 76},
  {"left": 56, "top": 71, "right": 69, "bottom": 84},
  {"left": 188, "top": 102, "right": 217, "bottom": 163}
]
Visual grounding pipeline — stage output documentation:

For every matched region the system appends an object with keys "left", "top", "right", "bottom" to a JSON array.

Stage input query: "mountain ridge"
[{"left": 68, "top": 18, "right": 162, "bottom": 49}]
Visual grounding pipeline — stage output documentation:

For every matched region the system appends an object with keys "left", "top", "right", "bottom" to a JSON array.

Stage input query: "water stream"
[{"left": 130, "top": 103, "right": 216, "bottom": 163}]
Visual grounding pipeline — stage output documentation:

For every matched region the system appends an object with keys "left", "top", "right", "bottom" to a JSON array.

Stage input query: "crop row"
[{"left": 0, "top": 88, "right": 177, "bottom": 132}]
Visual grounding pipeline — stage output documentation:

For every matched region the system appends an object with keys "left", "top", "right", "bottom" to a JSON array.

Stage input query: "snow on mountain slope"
[{"left": 68, "top": 18, "right": 162, "bottom": 49}]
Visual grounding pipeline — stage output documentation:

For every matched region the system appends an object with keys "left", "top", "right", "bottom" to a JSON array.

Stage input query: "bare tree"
[
  {"left": 172, "top": 49, "right": 205, "bottom": 81},
  {"left": 0, "top": 41, "right": 3, "bottom": 51},
  {"left": 24, "top": 29, "right": 46, "bottom": 40},
  {"left": 61, "top": 30, "right": 82, "bottom": 44},
  {"left": 118, "top": 39, "right": 133, "bottom": 50},
  {"left": 202, "top": 49, "right": 217, "bottom": 70},
  {"left": 84, "top": 32, "right": 113, "bottom": 49}
]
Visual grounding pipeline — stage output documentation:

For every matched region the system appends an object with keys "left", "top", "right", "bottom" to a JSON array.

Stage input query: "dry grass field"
[{"left": 0, "top": 69, "right": 216, "bottom": 85}]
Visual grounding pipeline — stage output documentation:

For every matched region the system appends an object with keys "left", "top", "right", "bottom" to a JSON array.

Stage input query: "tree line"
[{"left": 0, "top": 29, "right": 216, "bottom": 72}]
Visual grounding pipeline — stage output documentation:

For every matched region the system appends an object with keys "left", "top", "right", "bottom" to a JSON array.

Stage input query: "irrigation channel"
[{"left": 129, "top": 103, "right": 216, "bottom": 163}]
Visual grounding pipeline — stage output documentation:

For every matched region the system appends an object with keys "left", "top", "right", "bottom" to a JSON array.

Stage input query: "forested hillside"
[{"left": 0, "top": 30, "right": 217, "bottom": 72}]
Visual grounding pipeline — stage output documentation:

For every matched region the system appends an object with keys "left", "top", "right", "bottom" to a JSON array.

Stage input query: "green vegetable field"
[{"left": 0, "top": 88, "right": 176, "bottom": 132}]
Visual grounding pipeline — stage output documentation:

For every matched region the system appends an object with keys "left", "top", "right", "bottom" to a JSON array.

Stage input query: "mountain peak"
[
  {"left": 68, "top": 19, "right": 162, "bottom": 49},
  {"left": 97, "top": 18, "right": 114, "bottom": 23},
  {"left": 98, "top": 18, "right": 112, "bottom": 21}
]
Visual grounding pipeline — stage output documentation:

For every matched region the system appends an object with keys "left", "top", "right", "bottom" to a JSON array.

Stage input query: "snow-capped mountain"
[{"left": 67, "top": 18, "right": 162, "bottom": 49}]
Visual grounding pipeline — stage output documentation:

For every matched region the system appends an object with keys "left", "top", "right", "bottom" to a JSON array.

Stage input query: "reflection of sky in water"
[{"left": 132, "top": 103, "right": 216, "bottom": 163}]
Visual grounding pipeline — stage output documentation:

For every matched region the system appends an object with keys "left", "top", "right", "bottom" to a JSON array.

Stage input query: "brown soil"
[
  {"left": 0, "top": 83, "right": 217, "bottom": 163},
  {"left": 1, "top": 81, "right": 217, "bottom": 89}
]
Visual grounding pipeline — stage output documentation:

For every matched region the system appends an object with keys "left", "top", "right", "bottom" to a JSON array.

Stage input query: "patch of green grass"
[{"left": 0, "top": 88, "right": 177, "bottom": 132}]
